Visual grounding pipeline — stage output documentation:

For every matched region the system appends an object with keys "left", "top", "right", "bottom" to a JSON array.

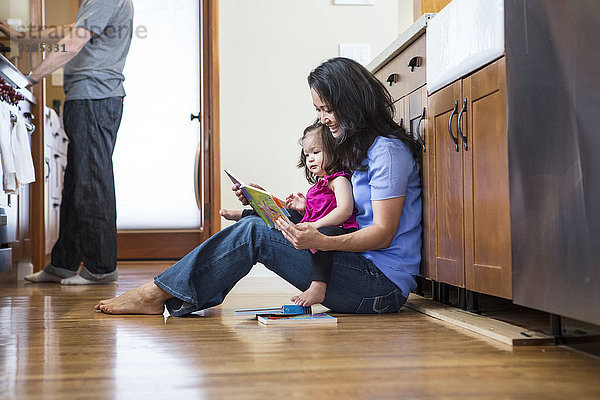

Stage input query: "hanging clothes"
[
  {"left": 0, "top": 102, "right": 18, "bottom": 194},
  {"left": 11, "top": 115, "right": 35, "bottom": 186},
  {"left": 0, "top": 101, "right": 36, "bottom": 194}
]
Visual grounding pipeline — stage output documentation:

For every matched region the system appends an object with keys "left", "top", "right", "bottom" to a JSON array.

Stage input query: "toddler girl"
[{"left": 220, "top": 121, "right": 358, "bottom": 306}]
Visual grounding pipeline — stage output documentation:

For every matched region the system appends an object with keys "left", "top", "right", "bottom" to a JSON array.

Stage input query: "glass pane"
[{"left": 114, "top": 0, "right": 202, "bottom": 230}]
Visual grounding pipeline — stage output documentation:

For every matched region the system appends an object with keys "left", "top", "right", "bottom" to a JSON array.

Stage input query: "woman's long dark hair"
[
  {"left": 308, "top": 57, "right": 421, "bottom": 172},
  {"left": 297, "top": 121, "right": 342, "bottom": 185}
]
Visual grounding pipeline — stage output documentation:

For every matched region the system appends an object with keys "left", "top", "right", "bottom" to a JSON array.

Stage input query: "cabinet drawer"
[
  {"left": 375, "top": 34, "right": 427, "bottom": 101},
  {"left": 399, "top": 34, "right": 426, "bottom": 96}
]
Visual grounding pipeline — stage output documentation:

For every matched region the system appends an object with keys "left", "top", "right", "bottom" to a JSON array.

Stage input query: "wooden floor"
[{"left": 1, "top": 262, "right": 600, "bottom": 399}]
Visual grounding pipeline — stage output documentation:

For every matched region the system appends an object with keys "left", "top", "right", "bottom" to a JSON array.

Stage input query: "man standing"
[{"left": 0, "top": 0, "right": 134, "bottom": 284}]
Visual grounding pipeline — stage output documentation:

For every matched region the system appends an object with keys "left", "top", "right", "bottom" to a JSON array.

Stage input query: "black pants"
[
  {"left": 241, "top": 209, "right": 357, "bottom": 284},
  {"left": 47, "top": 97, "right": 123, "bottom": 279}
]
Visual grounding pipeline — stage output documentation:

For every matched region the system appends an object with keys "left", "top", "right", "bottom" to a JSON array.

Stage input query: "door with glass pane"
[{"left": 114, "top": 0, "right": 218, "bottom": 259}]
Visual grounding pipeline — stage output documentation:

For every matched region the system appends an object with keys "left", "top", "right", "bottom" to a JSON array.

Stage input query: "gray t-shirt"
[{"left": 64, "top": 0, "right": 134, "bottom": 101}]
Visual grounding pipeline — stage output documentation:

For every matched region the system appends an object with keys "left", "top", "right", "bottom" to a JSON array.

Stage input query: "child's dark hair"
[{"left": 297, "top": 121, "right": 342, "bottom": 185}]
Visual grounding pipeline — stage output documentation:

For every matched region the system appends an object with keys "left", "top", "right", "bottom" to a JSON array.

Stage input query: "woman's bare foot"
[
  {"left": 219, "top": 209, "right": 243, "bottom": 221},
  {"left": 291, "top": 281, "right": 327, "bottom": 307},
  {"left": 94, "top": 282, "right": 172, "bottom": 315}
]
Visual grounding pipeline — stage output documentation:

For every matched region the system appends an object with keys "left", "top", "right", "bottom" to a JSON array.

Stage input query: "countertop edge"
[{"left": 368, "top": 13, "right": 435, "bottom": 73}]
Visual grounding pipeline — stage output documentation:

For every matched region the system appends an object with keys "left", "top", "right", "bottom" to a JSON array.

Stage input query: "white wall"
[
  {"left": 219, "top": 0, "right": 414, "bottom": 228},
  {"left": 398, "top": 0, "right": 414, "bottom": 32},
  {"left": 0, "top": 1, "right": 30, "bottom": 27}
]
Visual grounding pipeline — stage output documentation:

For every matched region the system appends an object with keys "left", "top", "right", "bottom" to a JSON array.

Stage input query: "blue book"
[{"left": 233, "top": 305, "right": 311, "bottom": 316}]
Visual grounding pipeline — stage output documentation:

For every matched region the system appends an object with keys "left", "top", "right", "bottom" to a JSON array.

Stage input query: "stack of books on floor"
[{"left": 234, "top": 305, "right": 337, "bottom": 325}]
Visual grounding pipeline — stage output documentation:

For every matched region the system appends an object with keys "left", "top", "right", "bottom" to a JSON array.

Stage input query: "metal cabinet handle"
[
  {"left": 190, "top": 113, "right": 201, "bottom": 121},
  {"left": 44, "top": 158, "right": 51, "bottom": 180},
  {"left": 386, "top": 73, "right": 399, "bottom": 86},
  {"left": 416, "top": 107, "right": 426, "bottom": 152},
  {"left": 407, "top": 56, "right": 422, "bottom": 72},
  {"left": 194, "top": 142, "right": 202, "bottom": 211},
  {"left": 448, "top": 101, "right": 459, "bottom": 152},
  {"left": 457, "top": 98, "right": 468, "bottom": 151}
]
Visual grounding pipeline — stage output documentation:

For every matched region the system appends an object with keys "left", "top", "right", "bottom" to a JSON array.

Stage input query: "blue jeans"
[
  {"left": 46, "top": 97, "right": 123, "bottom": 281},
  {"left": 154, "top": 216, "right": 408, "bottom": 316}
]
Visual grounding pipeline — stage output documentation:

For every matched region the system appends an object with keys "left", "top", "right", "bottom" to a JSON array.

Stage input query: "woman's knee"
[
  {"left": 228, "top": 215, "right": 277, "bottom": 247},
  {"left": 234, "top": 214, "right": 267, "bottom": 234}
]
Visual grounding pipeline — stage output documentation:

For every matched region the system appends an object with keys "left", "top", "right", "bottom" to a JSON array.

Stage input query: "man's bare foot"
[
  {"left": 291, "top": 281, "right": 327, "bottom": 307},
  {"left": 94, "top": 282, "right": 172, "bottom": 315},
  {"left": 219, "top": 209, "right": 243, "bottom": 221}
]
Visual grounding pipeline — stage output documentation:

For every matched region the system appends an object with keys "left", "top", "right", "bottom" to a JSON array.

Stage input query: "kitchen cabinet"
[
  {"left": 11, "top": 102, "right": 34, "bottom": 263},
  {"left": 372, "top": 27, "right": 432, "bottom": 281},
  {"left": 405, "top": 87, "right": 432, "bottom": 278},
  {"left": 44, "top": 108, "right": 67, "bottom": 254},
  {"left": 394, "top": 87, "right": 431, "bottom": 278},
  {"left": 0, "top": 53, "right": 36, "bottom": 272},
  {"left": 427, "top": 57, "right": 511, "bottom": 299},
  {"left": 1, "top": 0, "right": 61, "bottom": 272},
  {"left": 374, "top": 33, "right": 426, "bottom": 105}
]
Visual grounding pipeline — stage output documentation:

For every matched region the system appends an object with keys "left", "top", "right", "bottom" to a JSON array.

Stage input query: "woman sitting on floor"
[{"left": 95, "top": 57, "right": 422, "bottom": 316}]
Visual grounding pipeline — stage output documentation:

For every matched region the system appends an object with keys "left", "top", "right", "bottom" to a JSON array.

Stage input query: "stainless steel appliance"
[{"left": 506, "top": 0, "right": 600, "bottom": 325}]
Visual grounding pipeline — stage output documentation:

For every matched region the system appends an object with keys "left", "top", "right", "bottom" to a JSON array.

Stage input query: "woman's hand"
[
  {"left": 285, "top": 192, "right": 306, "bottom": 213},
  {"left": 232, "top": 182, "right": 265, "bottom": 206},
  {"left": 276, "top": 218, "right": 327, "bottom": 250}
]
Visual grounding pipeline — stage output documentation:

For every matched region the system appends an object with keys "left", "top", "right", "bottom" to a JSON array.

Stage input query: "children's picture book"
[
  {"left": 234, "top": 305, "right": 312, "bottom": 316},
  {"left": 224, "top": 170, "right": 291, "bottom": 229},
  {"left": 257, "top": 313, "right": 338, "bottom": 325}
]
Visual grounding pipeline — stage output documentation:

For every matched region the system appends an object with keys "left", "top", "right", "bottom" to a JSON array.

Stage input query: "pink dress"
[{"left": 300, "top": 171, "right": 359, "bottom": 229}]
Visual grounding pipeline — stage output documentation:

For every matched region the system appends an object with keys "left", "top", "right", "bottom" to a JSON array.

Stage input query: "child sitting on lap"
[{"left": 220, "top": 121, "right": 358, "bottom": 306}]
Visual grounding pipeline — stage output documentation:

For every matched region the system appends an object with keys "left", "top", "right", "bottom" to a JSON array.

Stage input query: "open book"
[{"left": 224, "top": 170, "right": 291, "bottom": 229}]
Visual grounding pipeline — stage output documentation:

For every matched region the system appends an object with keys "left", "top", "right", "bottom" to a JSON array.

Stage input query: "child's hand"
[
  {"left": 285, "top": 192, "right": 306, "bottom": 212},
  {"left": 233, "top": 182, "right": 265, "bottom": 206}
]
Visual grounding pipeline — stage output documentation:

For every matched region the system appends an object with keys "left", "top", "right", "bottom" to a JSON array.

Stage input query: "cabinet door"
[
  {"left": 44, "top": 145, "right": 61, "bottom": 254},
  {"left": 51, "top": 151, "right": 62, "bottom": 201},
  {"left": 406, "top": 87, "right": 433, "bottom": 278},
  {"left": 44, "top": 147, "right": 53, "bottom": 254},
  {"left": 428, "top": 81, "right": 464, "bottom": 286},
  {"left": 393, "top": 97, "right": 406, "bottom": 131},
  {"left": 463, "top": 58, "right": 512, "bottom": 299}
]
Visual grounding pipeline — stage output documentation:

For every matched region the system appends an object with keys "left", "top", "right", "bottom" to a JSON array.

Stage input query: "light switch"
[{"left": 339, "top": 43, "right": 371, "bottom": 66}]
